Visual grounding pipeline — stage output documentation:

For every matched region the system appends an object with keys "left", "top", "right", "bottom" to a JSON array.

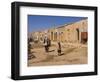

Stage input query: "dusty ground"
[{"left": 28, "top": 43, "right": 88, "bottom": 67}]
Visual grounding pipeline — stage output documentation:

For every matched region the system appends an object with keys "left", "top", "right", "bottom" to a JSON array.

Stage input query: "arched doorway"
[
  {"left": 76, "top": 28, "right": 79, "bottom": 41},
  {"left": 51, "top": 32, "right": 53, "bottom": 40},
  {"left": 54, "top": 32, "right": 57, "bottom": 41},
  {"left": 81, "top": 32, "right": 88, "bottom": 44}
]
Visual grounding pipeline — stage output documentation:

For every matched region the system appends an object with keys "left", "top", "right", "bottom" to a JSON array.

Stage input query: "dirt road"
[{"left": 28, "top": 43, "right": 87, "bottom": 66}]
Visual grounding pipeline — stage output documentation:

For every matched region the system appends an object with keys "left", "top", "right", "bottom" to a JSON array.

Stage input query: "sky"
[{"left": 28, "top": 15, "right": 87, "bottom": 32}]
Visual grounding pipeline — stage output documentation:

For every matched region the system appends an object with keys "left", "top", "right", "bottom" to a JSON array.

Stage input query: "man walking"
[
  {"left": 44, "top": 36, "right": 49, "bottom": 52},
  {"left": 57, "top": 41, "right": 61, "bottom": 56}
]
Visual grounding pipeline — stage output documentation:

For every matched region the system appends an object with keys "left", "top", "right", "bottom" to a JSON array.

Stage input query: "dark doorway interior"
[
  {"left": 81, "top": 32, "right": 88, "bottom": 44},
  {"left": 76, "top": 28, "right": 79, "bottom": 40}
]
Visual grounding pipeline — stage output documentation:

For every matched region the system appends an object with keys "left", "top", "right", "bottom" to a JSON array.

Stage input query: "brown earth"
[{"left": 28, "top": 43, "right": 88, "bottom": 67}]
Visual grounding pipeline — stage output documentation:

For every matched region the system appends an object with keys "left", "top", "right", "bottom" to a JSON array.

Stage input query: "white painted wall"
[{"left": 0, "top": 0, "right": 99, "bottom": 82}]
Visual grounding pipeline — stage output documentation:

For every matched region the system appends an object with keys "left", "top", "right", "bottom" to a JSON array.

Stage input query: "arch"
[
  {"left": 54, "top": 32, "right": 57, "bottom": 41},
  {"left": 51, "top": 32, "right": 53, "bottom": 40}
]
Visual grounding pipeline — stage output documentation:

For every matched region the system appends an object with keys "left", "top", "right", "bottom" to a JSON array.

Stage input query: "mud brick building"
[{"left": 30, "top": 18, "right": 88, "bottom": 44}]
